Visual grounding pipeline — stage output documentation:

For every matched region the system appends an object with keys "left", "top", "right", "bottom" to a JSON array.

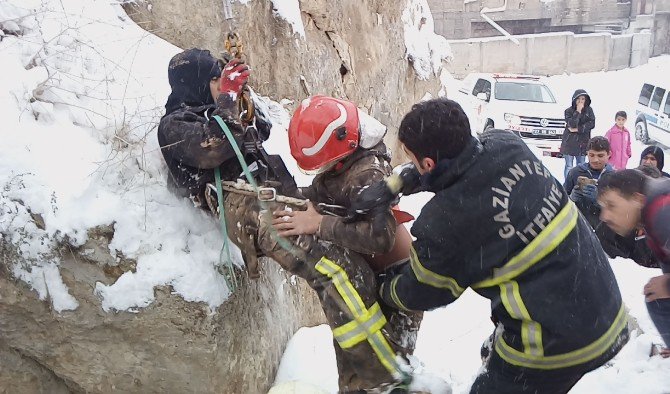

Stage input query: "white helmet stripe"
[{"left": 302, "top": 103, "right": 347, "bottom": 157}]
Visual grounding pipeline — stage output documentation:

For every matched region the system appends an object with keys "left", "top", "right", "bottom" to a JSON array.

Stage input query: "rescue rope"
[{"left": 212, "top": 115, "right": 299, "bottom": 282}]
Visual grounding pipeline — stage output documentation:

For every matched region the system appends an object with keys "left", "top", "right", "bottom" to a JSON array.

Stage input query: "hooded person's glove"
[
  {"left": 220, "top": 59, "right": 250, "bottom": 99},
  {"left": 345, "top": 163, "right": 423, "bottom": 223}
]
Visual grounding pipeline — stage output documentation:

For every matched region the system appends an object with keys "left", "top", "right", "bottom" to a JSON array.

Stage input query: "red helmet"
[{"left": 288, "top": 95, "right": 360, "bottom": 171}]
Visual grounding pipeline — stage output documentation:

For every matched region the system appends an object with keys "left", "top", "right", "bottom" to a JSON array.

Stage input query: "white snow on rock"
[
  {"left": 0, "top": 0, "right": 307, "bottom": 313},
  {"left": 358, "top": 109, "right": 387, "bottom": 149},
  {"left": 402, "top": 0, "right": 453, "bottom": 80},
  {"left": 270, "top": 0, "right": 306, "bottom": 38}
]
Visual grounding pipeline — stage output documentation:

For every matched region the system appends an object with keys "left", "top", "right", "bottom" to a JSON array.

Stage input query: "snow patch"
[
  {"left": 402, "top": 0, "right": 453, "bottom": 80},
  {"left": 271, "top": 0, "right": 305, "bottom": 38},
  {"left": 357, "top": 109, "right": 387, "bottom": 149}
]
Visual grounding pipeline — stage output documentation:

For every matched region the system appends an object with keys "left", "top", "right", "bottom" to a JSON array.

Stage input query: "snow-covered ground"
[{"left": 1, "top": 0, "right": 669, "bottom": 392}]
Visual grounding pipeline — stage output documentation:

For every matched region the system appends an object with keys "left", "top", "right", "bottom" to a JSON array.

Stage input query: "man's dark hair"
[
  {"left": 615, "top": 111, "right": 627, "bottom": 119},
  {"left": 398, "top": 98, "right": 471, "bottom": 161},
  {"left": 587, "top": 136, "right": 610, "bottom": 153},
  {"left": 598, "top": 169, "right": 646, "bottom": 197}
]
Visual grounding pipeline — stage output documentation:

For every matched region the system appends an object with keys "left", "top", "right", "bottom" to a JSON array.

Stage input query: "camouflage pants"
[{"left": 223, "top": 192, "right": 422, "bottom": 392}]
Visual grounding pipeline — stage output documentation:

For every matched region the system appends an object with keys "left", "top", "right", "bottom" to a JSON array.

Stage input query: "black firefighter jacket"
[
  {"left": 381, "top": 130, "right": 628, "bottom": 373},
  {"left": 560, "top": 89, "right": 596, "bottom": 156}
]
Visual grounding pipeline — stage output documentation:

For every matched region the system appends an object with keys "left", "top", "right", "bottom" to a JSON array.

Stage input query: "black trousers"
[{"left": 470, "top": 352, "right": 585, "bottom": 394}]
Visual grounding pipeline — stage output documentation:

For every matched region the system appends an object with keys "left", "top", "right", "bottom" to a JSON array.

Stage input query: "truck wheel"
[{"left": 635, "top": 119, "right": 650, "bottom": 144}]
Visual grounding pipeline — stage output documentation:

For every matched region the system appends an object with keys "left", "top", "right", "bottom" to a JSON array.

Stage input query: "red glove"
[{"left": 219, "top": 59, "right": 250, "bottom": 99}]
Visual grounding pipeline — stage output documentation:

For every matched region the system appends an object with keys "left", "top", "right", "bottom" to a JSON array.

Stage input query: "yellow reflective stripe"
[
  {"left": 499, "top": 281, "right": 543, "bottom": 356},
  {"left": 495, "top": 304, "right": 627, "bottom": 370},
  {"left": 314, "top": 257, "right": 403, "bottom": 377},
  {"left": 315, "top": 258, "right": 366, "bottom": 317},
  {"left": 369, "top": 330, "right": 402, "bottom": 379},
  {"left": 410, "top": 246, "right": 464, "bottom": 298},
  {"left": 332, "top": 302, "right": 387, "bottom": 349},
  {"left": 390, "top": 276, "right": 410, "bottom": 312},
  {"left": 474, "top": 203, "right": 578, "bottom": 289}
]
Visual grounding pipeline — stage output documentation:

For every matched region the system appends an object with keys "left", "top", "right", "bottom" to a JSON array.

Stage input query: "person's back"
[
  {"left": 358, "top": 98, "right": 627, "bottom": 393},
  {"left": 406, "top": 129, "right": 625, "bottom": 362}
]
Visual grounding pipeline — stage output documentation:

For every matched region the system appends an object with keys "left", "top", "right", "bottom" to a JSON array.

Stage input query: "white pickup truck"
[{"left": 458, "top": 73, "right": 566, "bottom": 157}]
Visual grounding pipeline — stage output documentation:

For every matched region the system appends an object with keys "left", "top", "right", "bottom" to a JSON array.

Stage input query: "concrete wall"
[
  {"left": 609, "top": 34, "right": 634, "bottom": 71},
  {"left": 429, "top": 0, "right": 631, "bottom": 39},
  {"left": 447, "top": 31, "right": 651, "bottom": 78},
  {"left": 631, "top": 31, "right": 653, "bottom": 67},
  {"left": 652, "top": 13, "right": 670, "bottom": 56}
]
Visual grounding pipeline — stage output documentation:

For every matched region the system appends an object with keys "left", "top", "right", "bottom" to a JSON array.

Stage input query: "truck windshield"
[{"left": 494, "top": 82, "right": 556, "bottom": 103}]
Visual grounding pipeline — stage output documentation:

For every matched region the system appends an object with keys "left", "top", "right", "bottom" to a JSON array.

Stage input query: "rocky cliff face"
[
  {"left": 123, "top": 0, "right": 445, "bottom": 160},
  {"left": 1, "top": 227, "right": 324, "bottom": 393}
]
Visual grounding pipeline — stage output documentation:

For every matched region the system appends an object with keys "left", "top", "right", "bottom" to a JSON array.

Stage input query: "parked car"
[
  {"left": 458, "top": 73, "right": 566, "bottom": 156},
  {"left": 635, "top": 81, "right": 670, "bottom": 146}
]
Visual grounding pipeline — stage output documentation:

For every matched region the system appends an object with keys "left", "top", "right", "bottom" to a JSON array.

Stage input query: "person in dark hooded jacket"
[
  {"left": 560, "top": 89, "right": 596, "bottom": 179},
  {"left": 158, "top": 48, "right": 275, "bottom": 208},
  {"left": 640, "top": 145, "right": 670, "bottom": 178}
]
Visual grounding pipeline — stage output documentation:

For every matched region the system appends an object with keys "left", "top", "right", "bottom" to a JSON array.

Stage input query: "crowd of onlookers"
[{"left": 560, "top": 89, "right": 670, "bottom": 357}]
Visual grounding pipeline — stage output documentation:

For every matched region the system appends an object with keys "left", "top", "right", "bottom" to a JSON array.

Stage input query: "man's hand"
[
  {"left": 392, "top": 163, "right": 423, "bottom": 195},
  {"left": 644, "top": 274, "right": 670, "bottom": 302},
  {"left": 272, "top": 201, "right": 322, "bottom": 237},
  {"left": 569, "top": 186, "right": 586, "bottom": 202},
  {"left": 576, "top": 102, "right": 584, "bottom": 113},
  {"left": 582, "top": 184, "right": 598, "bottom": 202},
  {"left": 220, "top": 59, "right": 250, "bottom": 99},
  {"left": 569, "top": 127, "right": 579, "bottom": 133},
  {"left": 346, "top": 181, "right": 397, "bottom": 223}
]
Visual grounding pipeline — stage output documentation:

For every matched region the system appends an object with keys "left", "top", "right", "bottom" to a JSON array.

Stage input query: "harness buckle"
[{"left": 258, "top": 187, "right": 276, "bottom": 202}]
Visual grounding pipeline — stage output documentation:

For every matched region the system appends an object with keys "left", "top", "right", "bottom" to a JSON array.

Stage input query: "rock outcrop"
[
  {"left": 122, "top": 0, "right": 445, "bottom": 160},
  {"left": 1, "top": 229, "right": 323, "bottom": 393}
]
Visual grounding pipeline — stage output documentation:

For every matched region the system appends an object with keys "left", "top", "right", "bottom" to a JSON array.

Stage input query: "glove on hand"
[
  {"left": 570, "top": 186, "right": 585, "bottom": 202},
  {"left": 582, "top": 184, "right": 598, "bottom": 202},
  {"left": 392, "top": 163, "right": 423, "bottom": 195},
  {"left": 344, "top": 163, "right": 422, "bottom": 223},
  {"left": 220, "top": 59, "right": 250, "bottom": 99},
  {"left": 344, "top": 181, "right": 397, "bottom": 223}
]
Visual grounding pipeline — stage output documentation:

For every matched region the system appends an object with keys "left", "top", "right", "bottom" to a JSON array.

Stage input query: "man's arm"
[
  {"left": 379, "top": 234, "right": 469, "bottom": 311},
  {"left": 318, "top": 168, "right": 396, "bottom": 255},
  {"left": 650, "top": 200, "right": 670, "bottom": 265},
  {"left": 565, "top": 107, "right": 580, "bottom": 129},
  {"left": 564, "top": 169, "right": 577, "bottom": 195},
  {"left": 579, "top": 107, "right": 596, "bottom": 134},
  {"left": 158, "top": 96, "right": 245, "bottom": 169}
]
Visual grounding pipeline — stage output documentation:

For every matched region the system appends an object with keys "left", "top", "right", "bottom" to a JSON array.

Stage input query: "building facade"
[{"left": 429, "top": 0, "right": 669, "bottom": 55}]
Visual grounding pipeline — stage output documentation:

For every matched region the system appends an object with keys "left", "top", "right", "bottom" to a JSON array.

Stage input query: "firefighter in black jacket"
[{"left": 354, "top": 98, "right": 629, "bottom": 393}]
